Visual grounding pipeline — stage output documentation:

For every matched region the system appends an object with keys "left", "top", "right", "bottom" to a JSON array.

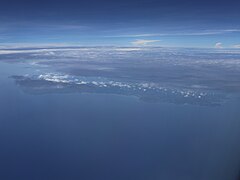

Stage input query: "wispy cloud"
[
  {"left": 215, "top": 42, "right": 223, "bottom": 48},
  {"left": 131, "top": 39, "right": 160, "bottom": 46},
  {"left": 107, "top": 29, "right": 240, "bottom": 38},
  {"left": 0, "top": 43, "right": 78, "bottom": 49},
  {"left": 0, "top": 21, "right": 88, "bottom": 33},
  {"left": 233, "top": 44, "right": 240, "bottom": 48}
]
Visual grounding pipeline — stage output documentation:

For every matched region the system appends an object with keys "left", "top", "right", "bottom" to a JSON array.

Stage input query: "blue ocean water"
[{"left": 0, "top": 47, "right": 240, "bottom": 180}]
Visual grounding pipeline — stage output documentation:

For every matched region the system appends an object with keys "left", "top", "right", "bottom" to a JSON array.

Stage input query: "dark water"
[{"left": 0, "top": 47, "right": 240, "bottom": 180}]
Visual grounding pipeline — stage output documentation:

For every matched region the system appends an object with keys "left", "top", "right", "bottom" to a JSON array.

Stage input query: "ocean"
[{"left": 0, "top": 47, "right": 240, "bottom": 180}]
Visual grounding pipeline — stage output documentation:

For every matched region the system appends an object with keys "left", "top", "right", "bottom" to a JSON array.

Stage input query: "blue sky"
[{"left": 0, "top": 0, "right": 240, "bottom": 48}]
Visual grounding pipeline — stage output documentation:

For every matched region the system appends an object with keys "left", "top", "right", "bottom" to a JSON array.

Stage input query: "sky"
[{"left": 0, "top": 0, "right": 240, "bottom": 48}]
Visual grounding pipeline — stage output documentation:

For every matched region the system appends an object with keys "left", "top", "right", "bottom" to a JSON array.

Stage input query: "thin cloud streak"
[
  {"left": 233, "top": 44, "right": 240, "bottom": 48},
  {"left": 131, "top": 39, "right": 160, "bottom": 46},
  {"left": 105, "top": 29, "right": 240, "bottom": 38},
  {"left": 0, "top": 43, "right": 79, "bottom": 49},
  {"left": 0, "top": 21, "right": 88, "bottom": 32}
]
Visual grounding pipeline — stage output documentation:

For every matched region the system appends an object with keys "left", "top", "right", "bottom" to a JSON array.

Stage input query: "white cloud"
[
  {"left": 233, "top": 44, "right": 240, "bottom": 48},
  {"left": 131, "top": 39, "right": 160, "bottom": 46},
  {"left": 215, "top": 42, "right": 223, "bottom": 48}
]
